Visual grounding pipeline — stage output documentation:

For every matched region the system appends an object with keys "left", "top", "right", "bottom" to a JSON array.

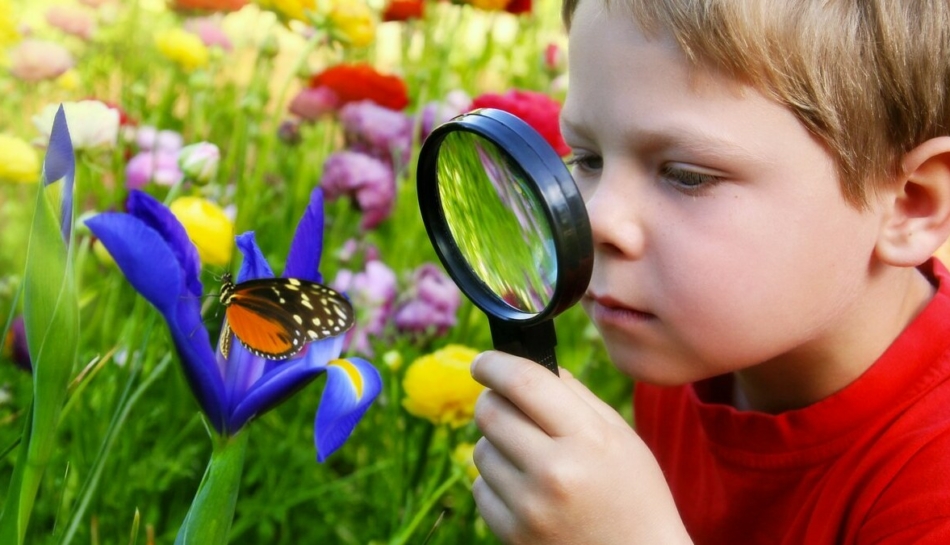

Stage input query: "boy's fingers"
[
  {"left": 472, "top": 350, "right": 600, "bottom": 437},
  {"left": 560, "top": 367, "right": 630, "bottom": 426}
]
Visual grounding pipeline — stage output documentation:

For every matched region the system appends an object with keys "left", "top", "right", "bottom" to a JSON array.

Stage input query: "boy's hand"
[{"left": 471, "top": 350, "right": 693, "bottom": 545}]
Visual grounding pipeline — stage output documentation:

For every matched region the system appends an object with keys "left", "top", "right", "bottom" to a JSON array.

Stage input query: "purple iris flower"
[{"left": 85, "top": 188, "right": 381, "bottom": 461}]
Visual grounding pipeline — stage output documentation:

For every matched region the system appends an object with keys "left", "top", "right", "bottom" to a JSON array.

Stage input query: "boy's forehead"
[{"left": 567, "top": 0, "right": 751, "bottom": 104}]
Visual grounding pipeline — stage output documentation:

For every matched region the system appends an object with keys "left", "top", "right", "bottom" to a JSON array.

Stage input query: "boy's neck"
[{"left": 731, "top": 264, "right": 936, "bottom": 414}]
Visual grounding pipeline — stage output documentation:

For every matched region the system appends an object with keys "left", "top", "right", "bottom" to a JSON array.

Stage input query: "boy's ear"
[{"left": 876, "top": 136, "right": 950, "bottom": 267}]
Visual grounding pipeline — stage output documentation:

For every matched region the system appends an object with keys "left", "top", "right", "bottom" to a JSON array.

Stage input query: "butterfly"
[{"left": 218, "top": 273, "right": 355, "bottom": 360}]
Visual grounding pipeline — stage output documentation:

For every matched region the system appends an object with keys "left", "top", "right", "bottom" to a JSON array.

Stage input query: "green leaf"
[{"left": 0, "top": 107, "right": 80, "bottom": 544}]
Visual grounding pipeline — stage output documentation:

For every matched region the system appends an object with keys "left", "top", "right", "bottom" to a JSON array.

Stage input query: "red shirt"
[{"left": 635, "top": 259, "right": 950, "bottom": 544}]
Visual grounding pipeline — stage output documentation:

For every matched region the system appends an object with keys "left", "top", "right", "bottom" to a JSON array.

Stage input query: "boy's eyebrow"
[{"left": 560, "top": 115, "right": 762, "bottom": 164}]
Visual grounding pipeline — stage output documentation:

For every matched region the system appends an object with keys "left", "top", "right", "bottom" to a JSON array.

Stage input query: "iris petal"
[
  {"left": 128, "top": 190, "right": 203, "bottom": 298},
  {"left": 234, "top": 232, "right": 274, "bottom": 282},
  {"left": 284, "top": 187, "right": 325, "bottom": 283},
  {"left": 314, "top": 357, "right": 382, "bottom": 462},
  {"left": 86, "top": 213, "right": 184, "bottom": 315},
  {"left": 87, "top": 212, "right": 228, "bottom": 430},
  {"left": 226, "top": 334, "right": 345, "bottom": 433}
]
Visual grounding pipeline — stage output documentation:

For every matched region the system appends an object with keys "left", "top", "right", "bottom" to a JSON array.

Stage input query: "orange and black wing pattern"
[{"left": 219, "top": 275, "right": 354, "bottom": 360}]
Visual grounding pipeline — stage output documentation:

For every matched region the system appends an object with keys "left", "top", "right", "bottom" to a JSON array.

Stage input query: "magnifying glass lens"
[
  {"left": 418, "top": 108, "right": 593, "bottom": 374},
  {"left": 436, "top": 131, "right": 557, "bottom": 314}
]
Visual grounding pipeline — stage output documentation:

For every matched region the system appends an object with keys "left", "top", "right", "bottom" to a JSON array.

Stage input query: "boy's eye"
[
  {"left": 565, "top": 153, "right": 603, "bottom": 173},
  {"left": 660, "top": 164, "right": 722, "bottom": 191}
]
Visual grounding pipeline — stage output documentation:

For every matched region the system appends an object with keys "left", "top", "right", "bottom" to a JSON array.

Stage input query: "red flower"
[
  {"left": 469, "top": 89, "right": 568, "bottom": 156},
  {"left": 309, "top": 64, "right": 410, "bottom": 111},
  {"left": 169, "top": 0, "right": 248, "bottom": 12},
  {"left": 505, "top": 0, "right": 531, "bottom": 14},
  {"left": 383, "top": 0, "right": 425, "bottom": 21}
]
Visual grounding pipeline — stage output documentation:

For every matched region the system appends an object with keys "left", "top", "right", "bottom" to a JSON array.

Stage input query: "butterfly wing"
[{"left": 223, "top": 277, "right": 355, "bottom": 360}]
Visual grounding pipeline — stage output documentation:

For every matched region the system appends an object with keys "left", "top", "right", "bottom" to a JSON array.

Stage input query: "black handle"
[{"left": 488, "top": 318, "right": 559, "bottom": 376}]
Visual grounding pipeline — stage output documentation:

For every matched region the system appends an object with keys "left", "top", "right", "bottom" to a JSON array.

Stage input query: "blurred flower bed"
[{"left": 0, "top": 0, "right": 622, "bottom": 543}]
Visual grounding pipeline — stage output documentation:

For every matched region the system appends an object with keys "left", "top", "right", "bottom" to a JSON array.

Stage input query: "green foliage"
[{"left": 0, "top": 1, "right": 624, "bottom": 543}]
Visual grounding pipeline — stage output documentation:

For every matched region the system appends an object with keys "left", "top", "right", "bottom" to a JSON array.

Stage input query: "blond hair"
[{"left": 562, "top": 0, "right": 950, "bottom": 207}]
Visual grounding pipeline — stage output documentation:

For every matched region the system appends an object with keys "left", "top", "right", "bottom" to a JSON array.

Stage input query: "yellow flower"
[
  {"left": 452, "top": 442, "right": 480, "bottom": 482},
  {"left": 256, "top": 0, "right": 317, "bottom": 23},
  {"left": 467, "top": 0, "right": 510, "bottom": 11},
  {"left": 169, "top": 196, "right": 233, "bottom": 266},
  {"left": 0, "top": 0, "right": 19, "bottom": 51},
  {"left": 155, "top": 28, "right": 210, "bottom": 72},
  {"left": 56, "top": 69, "right": 81, "bottom": 91},
  {"left": 402, "top": 345, "right": 484, "bottom": 427},
  {"left": 329, "top": 1, "right": 374, "bottom": 47},
  {"left": 0, "top": 134, "right": 40, "bottom": 184}
]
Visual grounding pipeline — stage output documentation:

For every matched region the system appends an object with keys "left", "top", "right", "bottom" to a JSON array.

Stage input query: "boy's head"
[
  {"left": 562, "top": 0, "right": 950, "bottom": 208},
  {"left": 561, "top": 0, "right": 950, "bottom": 394}
]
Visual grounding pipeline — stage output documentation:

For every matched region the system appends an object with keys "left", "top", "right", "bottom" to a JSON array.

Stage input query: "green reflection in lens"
[{"left": 436, "top": 131, "right": 556, "bottom": 314}]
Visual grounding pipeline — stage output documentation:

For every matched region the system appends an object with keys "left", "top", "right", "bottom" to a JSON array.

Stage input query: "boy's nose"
[{"left": 584, "top": 167, "right": 647, "bottom": 260}]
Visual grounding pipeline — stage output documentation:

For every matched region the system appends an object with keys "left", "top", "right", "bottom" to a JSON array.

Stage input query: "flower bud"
[
  {"left": 259, "top": 33, "right": 280, "bottom": 58},
  {"left": 178, "top": 142, "right": 220, "bottom": 185}
]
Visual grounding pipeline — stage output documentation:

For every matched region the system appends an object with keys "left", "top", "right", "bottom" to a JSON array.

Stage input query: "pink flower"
[
  {"left": 339, "top": 100, "right": 414, "bottom": 168},
  {"left": 332, "top": 259, "right": 398, "bottom": 356},
  {"left": 320, "top": 150, "right": 395, "bottom": 230},
  {"left": 126, "top": 150, "right": 184, "bottom": 189},
  {"left": 543, "top": 42, "right": 566, "bottom": 75},
  {"left": 277, "top": 119, "right": 302, "bottom": 145},
  {"left": 419, "top": 89, "right": 471, "bottom": 140},
  {"left": 393, "top": 264, "right": 462, "bottom": 334},
  {"left": 184, "top": 16, "right": 233, "bottom": 51},
  {"left": 289, "top": 86, "right": 340, "bottom": 121},
  {"left": 134, "top": 126, "right": 184, "bottom": 153},
  {"left": 9, "top": 39, "right": 74, "bottom": 82},
  {"left": 46, "top": 6, "right": 96, "bottom": 40}
]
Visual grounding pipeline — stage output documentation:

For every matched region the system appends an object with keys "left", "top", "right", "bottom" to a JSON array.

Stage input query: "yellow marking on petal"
[{"left": 329, "top": 358, "right": 364, "bottom": 397}]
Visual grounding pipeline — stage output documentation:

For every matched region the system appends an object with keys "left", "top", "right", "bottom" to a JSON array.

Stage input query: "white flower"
[{"left": 33, "top": 100, "right": 120, "bottom": 151}]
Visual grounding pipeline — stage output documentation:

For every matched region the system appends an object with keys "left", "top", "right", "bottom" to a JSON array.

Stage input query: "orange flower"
[
  {"left": 383, "top": 0, "right": 424, "bottom": 21},
  {"left": 309, "top": 63, "right": 409, "bottom": 111},
  {"left": 169, "top": 0, "right": 248, "bottom": 12}
]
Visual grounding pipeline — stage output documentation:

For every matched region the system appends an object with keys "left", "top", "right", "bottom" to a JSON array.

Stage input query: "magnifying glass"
[{"left": 417, "top": 108, "right": 593, "bottom": 375}]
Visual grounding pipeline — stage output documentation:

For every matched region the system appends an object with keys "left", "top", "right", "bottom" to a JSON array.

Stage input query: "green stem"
[
  {"left": 174, "top": 431, "right": 250, "bottom": 545},
  {"left": 388, "top": 471, "right": 464, "bottom": 545}
]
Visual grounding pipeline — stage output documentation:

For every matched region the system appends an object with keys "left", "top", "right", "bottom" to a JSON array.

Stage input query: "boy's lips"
[{"left": 584, "top": 292, "right": 656, "bottom": 324}]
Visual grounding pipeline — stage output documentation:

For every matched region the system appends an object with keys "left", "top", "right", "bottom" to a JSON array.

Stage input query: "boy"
[{"left": 470, "top": 0, "right": 950, "bottom": 543}]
